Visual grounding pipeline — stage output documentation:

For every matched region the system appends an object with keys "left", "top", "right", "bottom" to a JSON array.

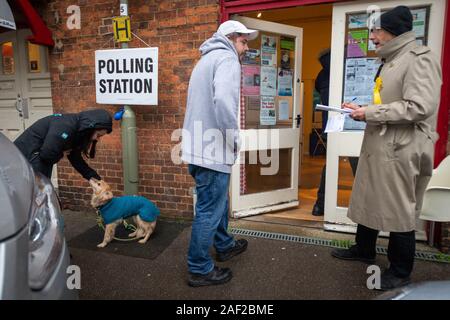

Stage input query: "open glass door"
[
  {"left": 230, "top": 16, "right": 303, "bottom": 218},
  {"left": 325, "top": 0, "right": 446, "bottom": 239}
]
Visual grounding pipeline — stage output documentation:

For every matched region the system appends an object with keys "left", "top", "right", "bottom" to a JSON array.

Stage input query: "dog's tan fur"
[{"left": 89, "top": 178, "right": 156, "bottom": 248}]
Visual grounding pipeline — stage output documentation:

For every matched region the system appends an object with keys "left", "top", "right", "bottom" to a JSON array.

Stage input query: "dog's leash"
[{"left": 96, "top": 210, "right": 140, "bottom": 242}]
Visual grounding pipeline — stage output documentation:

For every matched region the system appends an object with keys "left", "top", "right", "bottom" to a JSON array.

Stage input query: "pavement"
[{"left": 63, "top": 210, "right": 450, "bottom": 300}]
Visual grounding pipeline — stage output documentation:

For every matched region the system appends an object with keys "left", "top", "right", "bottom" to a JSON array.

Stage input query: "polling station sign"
[{"left": 95, "top": 47, "right": 158, "bottom": 105}]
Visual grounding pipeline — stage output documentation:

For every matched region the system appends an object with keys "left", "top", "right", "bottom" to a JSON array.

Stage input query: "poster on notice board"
[
  {"left": 347, "top": 30, "right": 369, "bottom": 58},
  {"left": 260, "top": 66, "right": 277, "bottom": 96},
  {"left": 242, "top": 65, "right": 260, "bottom": 95},
  {"left": 277, "top": 69, "right": 293, "bottom": 96},
  {"left": 261, "top": 35, "right": 277, "bottom": 66},
  {"left": 260, "top": 96, "right": 276, "bottom": 125}
]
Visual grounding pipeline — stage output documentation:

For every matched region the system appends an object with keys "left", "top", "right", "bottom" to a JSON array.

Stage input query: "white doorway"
[
  {"left": 325, "top": 0, "right": 446, "bottom": 239},
  {"left": 230, "top": 16, "right": 303, "bottom": 217},
  {"left": 0, "top": 29, "right": 55, "bottom": 184}
]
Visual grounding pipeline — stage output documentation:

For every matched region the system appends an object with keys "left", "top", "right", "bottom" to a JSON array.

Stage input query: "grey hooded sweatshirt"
[{"left": 181, "top": 33, "right": 241, "bottom": 174}]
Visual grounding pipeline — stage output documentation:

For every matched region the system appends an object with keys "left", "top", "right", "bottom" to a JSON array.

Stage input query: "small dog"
[{"left": 89, "top": 178, "right": 159, "bottom": 248}]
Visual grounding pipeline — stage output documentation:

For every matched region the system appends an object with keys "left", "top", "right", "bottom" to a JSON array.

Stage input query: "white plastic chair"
[
  {"left": 419, "top": 155, "right": 450, "bottom": 245},
  {"left": 420, "top": 155, "right": 450, "bottom": 221}
]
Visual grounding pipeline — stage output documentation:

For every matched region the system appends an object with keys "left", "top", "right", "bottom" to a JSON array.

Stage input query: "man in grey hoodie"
[{"left": 181, "top": 20, "right": 258, "bottom": 287}]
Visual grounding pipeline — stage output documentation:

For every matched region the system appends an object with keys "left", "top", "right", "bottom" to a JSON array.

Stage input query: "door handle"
[
  {"left": 16, "top": 94, "right": 23, "bottom": 117},
  {"left": 296, "top": 114, "right": 302, "bottom": 128}
]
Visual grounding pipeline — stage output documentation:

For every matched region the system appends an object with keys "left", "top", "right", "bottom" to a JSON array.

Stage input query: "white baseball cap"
[{"left": 217, "top": 20, "right": 259, "bottom": 40}]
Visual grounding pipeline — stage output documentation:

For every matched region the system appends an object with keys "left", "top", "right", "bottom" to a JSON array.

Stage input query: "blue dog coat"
[{"left": 98, "top": 196, "right": 160, "bottom": 225}]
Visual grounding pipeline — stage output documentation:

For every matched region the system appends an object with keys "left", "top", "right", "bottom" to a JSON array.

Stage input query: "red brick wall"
[{"left": 43, "top": 0, "right": 220, "bottom": 218}]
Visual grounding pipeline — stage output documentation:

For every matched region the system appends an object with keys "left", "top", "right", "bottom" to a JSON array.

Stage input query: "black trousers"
[
  {"left": 356, "top": 224, "right": 416, "bottom": 278},
  {"left": 29, "top": 153, "right": 53, "bottom": 179},
  {"left": 316, "top": 157, "right": 359, "bottom": 207}
]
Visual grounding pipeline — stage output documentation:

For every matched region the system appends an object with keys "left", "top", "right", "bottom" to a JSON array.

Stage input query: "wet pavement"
[{"left": 63, "top": 210, "right": 450, "bottom": 300}]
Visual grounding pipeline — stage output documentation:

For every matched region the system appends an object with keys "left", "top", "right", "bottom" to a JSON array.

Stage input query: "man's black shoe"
[
  {"left": 331, "top": 245, "right": 376, "bottom": 264},
  {"left": 188, "top": 266, "right": 232, "bottom": 287},
  {"left": 377, "top": 269, "right": 411, "bottom": 291},
  {"left": 216, "top": 239, "right": 248, "bottom": 262},
  {"left": 312, "top": 203, "right": 324, "bottom": 216}
]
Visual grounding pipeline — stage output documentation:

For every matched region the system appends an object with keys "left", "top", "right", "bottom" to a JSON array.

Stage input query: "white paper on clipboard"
[
  {"left": 325, "top": 113, "right": 346, "bottom": 133},
  {"left": 316, "top": 104, "right": 352, "bottom": 114}
]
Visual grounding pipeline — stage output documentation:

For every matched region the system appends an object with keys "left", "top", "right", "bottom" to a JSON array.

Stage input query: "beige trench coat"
[{"left": 347, "top": 31, "right": 442, "bottom": 232}]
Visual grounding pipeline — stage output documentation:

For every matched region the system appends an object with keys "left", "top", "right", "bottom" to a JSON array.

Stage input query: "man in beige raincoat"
[{"left": 331, "top": 6, "right": 442, "bottom": 290}]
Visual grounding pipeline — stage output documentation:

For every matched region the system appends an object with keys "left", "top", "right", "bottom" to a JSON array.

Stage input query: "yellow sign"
[{"left": 112, "top": 16, "right": 131, "bottom": 42}]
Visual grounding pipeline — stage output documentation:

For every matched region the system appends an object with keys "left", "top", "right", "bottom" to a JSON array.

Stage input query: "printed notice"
[
  {"left": 278, "top": 99, "right": 290, "bottom": 120},
  {"left": 343, "top": 58, "right": 380, "bottom": 106},
  {"left": 95, "top": 47, "right": 158, "bottom": 105},
  {"left": 260, "top": 96, "right": 276, "bottom": 125},
  {"left": 411, "top": 8, "right": 426, "bottom": 38},
  {"left": 261, "top": 52, "right": 276, "bottom": 66},
  {"left": 280, "top": 49, "right": 292, "bottom": 69},
  {"left": 242, "top": 65, "right": 260, "bottom": 95},
  {"left": 260, "top": 66, "right": 277, "bottom": 96},
  {"left": 261, "top": 35, "right": 277, "bottom": 66},
  {"left": 242, "top": 48, "right": 261, "bottom": 65},
  {"left": 280, "top": 37, "right": 295, "bottom": 50},
  {"left": 277, "top": 69, "right": 293, "bottom": 96},
  {"left": 348, "top": 13, "right": 368, "bottom": 29},
  {"left": 261, "top": 35, "right": 277, "bottom": 53},
  {"left": 347, "top": 30, "right": 368, "bottom": 58}
]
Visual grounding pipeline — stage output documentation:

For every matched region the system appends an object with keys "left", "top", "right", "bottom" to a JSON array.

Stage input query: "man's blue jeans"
[{"left": 188, "top": 164, "right": 235, "bottom": 275}]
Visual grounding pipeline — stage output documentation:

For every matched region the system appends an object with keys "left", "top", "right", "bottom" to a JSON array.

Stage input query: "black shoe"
[
  {"left": 216, "top": 239, "right": 248, "bottom": 262},
  {"left": 188, "top": 266, "right": 232, "bottom": 287},
  {"left": 331, "top": 245, "right": 376, "bottom": 264},
  {"left": 377, "top": 269, "right": 411, "bottom": 291},
  {"left": 312, "top": 203, "right": 324, "bottom": 216}
]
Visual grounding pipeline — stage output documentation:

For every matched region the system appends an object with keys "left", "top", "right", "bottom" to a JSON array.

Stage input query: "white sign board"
[
  {"left": 95, "top": 47, "right": 158, "bottom": 105},
  {"left": 120, "top": 3, "right": 128, "bottom": 16}
]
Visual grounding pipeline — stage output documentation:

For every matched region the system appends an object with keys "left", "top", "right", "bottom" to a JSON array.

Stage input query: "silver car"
[{"left": 0, "top": 133, "right": 77, "bottom": 299}]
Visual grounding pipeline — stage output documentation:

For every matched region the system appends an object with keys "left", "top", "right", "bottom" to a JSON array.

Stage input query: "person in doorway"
[
  {"left": 331, "top": 6, "right": 442, "bottom": 290},
  {"left": 311, "top": 49, "right": 358, "bottom": 216},
  {"left": 311, "top": 49, "right": 330, "bottom": 216},
  {"left": 14, "top": 109, "right": 112, "bottom": 182},
  {"left": 181, "top": 20, "right": 258, "bottom": 287},
  {"left": 315, "top": 48, "right": 331, "bottom": 132}
]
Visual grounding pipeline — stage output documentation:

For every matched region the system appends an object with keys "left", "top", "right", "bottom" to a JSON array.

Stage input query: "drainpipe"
[{"left": 119, "top": 0, "right": 138, "bottom": 195}]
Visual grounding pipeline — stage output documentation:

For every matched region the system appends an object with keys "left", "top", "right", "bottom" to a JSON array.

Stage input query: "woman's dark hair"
[{"left": 77, "top": 129, "right": 97, "bottom": 158}]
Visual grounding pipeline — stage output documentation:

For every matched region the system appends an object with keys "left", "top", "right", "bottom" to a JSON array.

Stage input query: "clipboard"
[{"left": 316, "top": 104, "right": 352, "bottom": 114}]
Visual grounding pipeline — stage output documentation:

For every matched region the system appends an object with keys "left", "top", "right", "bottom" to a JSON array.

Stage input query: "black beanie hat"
[{"left": 379, "top": 6, "right": 413, "bottom": 36}]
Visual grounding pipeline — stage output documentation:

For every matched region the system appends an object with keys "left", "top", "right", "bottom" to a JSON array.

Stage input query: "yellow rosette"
[{"left": 373, "top": 77, "right": 383, "bottom": 104}]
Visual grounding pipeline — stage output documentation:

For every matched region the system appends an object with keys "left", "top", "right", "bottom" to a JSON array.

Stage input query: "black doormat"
[{"left": 68, "top": 218, "right": 190, "bottom": 260}]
